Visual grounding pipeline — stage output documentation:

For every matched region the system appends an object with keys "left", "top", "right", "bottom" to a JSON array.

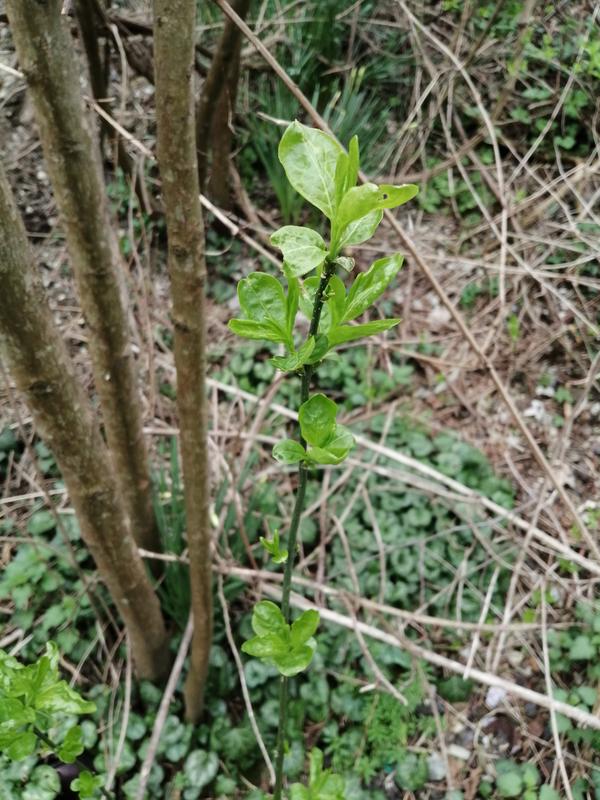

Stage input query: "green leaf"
[
  {"left": 333, "top": 256, "right": 354, "bottom": 272},
  {"left": 299, "top": 394, "right": 337, "bottom": 447},
  {"left": 395, "top": 752, "right": 428, "bottom": 791},
  {"left": 290, "top": 610, "right": 320, "bottom": 647},
  {"left": 306, "top": 424, "right": 354, "bottom": 465},
  {"left": 497, "top": 772, "right": 523, "bottom": 797},
  {"left": 336, "top": 183, "right": 418, "bottom": 234},
  {"left": 346, "top": 135, "right": 359, "bottom": 191},
  {"left": 35, "top": 681, "right": 96, "bottom": 715},
  {"left": 0, "top": 697, "right": 35, "bottom": 725},
  {"left": 57, "top": 726, "right": 84, "bottom": 764},
  {"left": 251, "top": 600, "right": 286, "bottom": 637},
  {"left": 539, "top": 786, "right": 561, "bottom": 800},
  {"left": 183, "top": 750, "right": 218, "bottom": 792},
  {"left": 242, "top": 634, "right": 288, "bottom": 659},
  {"left": 437, "top": 675, "right": 474, "bottom": 702},
  {"left": 259, "top": 530, "right": 288, "bottom": 564},
  {"left": 27, "top": 511, "right": 56, "bottom": 536},
  {"left": 228, "top": 319, "right": 282, "bottom": 343},
  {"left": 5, "top": 730, "right": 37, "bottom": 760},
  {"left": 273, "top": 644, "right": 315, "bottom": 677},
  {"left": 569, "top": 634, "right": 596, "bottom": 660},
  {"left": 334, "top": 150, "right": 350, "bottom": 210},
  {"left": 278, "top": 121, "right": 344, "bottom": 219},
  {"left": 337, "top": 209, "right": 383, "bottom": 250},
  {"left": 289, "top": 785, "right": 310, "bottom": 800},
  {"left": 272, "top": 439, "right": 306, "bottom": 464},
  {"left": 70, "top": 771, "right": 103, "bottom": 799},
  {"left": 270, "top": 337, "right": 315, "bottom": 372},
  {"left": 230, "top": 273, "right": 291, "bottom": 346},
  {"left": 271, "top": 226, "right": 328, "bottom": 277},
  {"left": 25, "top": 766, "right": 61, "bottom": 800},
  {"left": 286, "top": 273, "right": 299, "bottom": 336},
  {"left": 343, "top": 254, "right": 404, "bottom": 322},
  {"left": 327, "top": 318, "right": 400, "bottom": 347}
]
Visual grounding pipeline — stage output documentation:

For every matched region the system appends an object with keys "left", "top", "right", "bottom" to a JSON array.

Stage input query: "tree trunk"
[
  {"left": 0, "top": 162, "right": 169, "bottom": 681},
  {"left": 206, "top": 3, "right": 247, "bottom": 210},
  {"left": 153, "top": 0, "right": 213, "bottom": 722},
  {"left": 196, "top": 0, "right": 251, "bottom": 195},
  {"left": 6, "top": 0, "right": 159, "bottom": 555}
]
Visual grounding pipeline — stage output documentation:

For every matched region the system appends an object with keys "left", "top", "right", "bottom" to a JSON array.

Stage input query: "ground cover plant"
[{"left": 1, "top": 0, "right": 599, "bottom": 798}]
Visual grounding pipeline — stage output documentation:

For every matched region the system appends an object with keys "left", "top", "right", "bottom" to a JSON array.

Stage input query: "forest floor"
[{"left": 1, "top": 2, "right": 600, "bottom": 799}]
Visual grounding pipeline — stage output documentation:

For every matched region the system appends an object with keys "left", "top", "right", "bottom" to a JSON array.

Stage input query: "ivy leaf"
[
  {"left": 250, "top": 600, "right": 287, "bottom": 637},
  {"left": 229, "top": 273, "right": 292, "bottom": 347},
  {"left": 497, "top": 772, "right": 523, "bottom": 797},
  {"left": 271, "top": 226, "right": 328, "bottom": 277},
  {"left": 327, "top": 318, "right": 400, "bottom": 348},
  {"left": 337, "top": 209, "right": 383, "bottom": 250},
  {"left": 272, "top": 440, "right": 306, "bottom": 465},
  {"left": 5, "top": 730, "right": 37, "bottom": 760},
  {"left": 183, "top": 750, "right": 218, "bottom": 792},
  {"left": 270, "top": 337, "right": 315, "bottom": 372},
  {"left": 0, "top": 697, "right": 35, "bottom": 726},
  {"left": 35, "top": 680, "right": 96, "bottom": 715},
  {"left": 70, "top": 770, "right": 103, "bottom": 799},
  {"left": 290, "top": 610, "right": 320, "bottom": 647},
  {"left": 58, "top": 725, "right": 84, "bottom": 764},
  {"left": 278, "top": 121, "right": 344, "bottom": 219},
  {"left": 342, "top": 254, "right": 404, "bottom": 322},
  {"left": 299, "top": 394, "right": 337, "bottom": 447}
]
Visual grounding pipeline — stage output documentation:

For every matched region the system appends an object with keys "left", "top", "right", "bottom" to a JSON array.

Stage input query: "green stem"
[
  {"left": 35, "top": 728, "right": 112, "bottom": 800},
  {"left": 273, "top": 259, "right": 335, "bottom": 800}
]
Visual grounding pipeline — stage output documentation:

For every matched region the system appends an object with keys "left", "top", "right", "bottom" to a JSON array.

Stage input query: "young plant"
[
  {"left": 229, "top": 121, "right": 417, "bottom": 798},
  {"left": 0, "top": 643, "right": 107, "bottom": 799}
]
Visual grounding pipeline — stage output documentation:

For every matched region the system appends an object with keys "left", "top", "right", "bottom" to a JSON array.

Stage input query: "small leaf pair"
[
  {"left": 228, "top": 272, "right": 296, "bottom": 350},
  {"left": 259, "top": 529, "right": 288, "bottom": 564},
  {"left": 273, "top": 394, "right": 354, "bottom": 466},
  {"left": 289, "top": 748, "right": 346, "bottom": 800},
  {"left": 241, "top": 600, "right": 319, "bottom": 677},
  {"left": 275, "top": 121, "right": 418, "bottom": 263}
]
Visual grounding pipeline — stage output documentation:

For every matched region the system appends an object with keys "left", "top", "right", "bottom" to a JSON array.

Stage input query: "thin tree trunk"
[
  {"left": 196, "top": 0, "right": 251, "bottom": 193},
  {"left": 153, "top": 0, "right": 213, "bottom": 723},
  {"left": 0, "top": 162, "right": 169, "bottom": 681},
  {"left": 206, "top": 2, "right": 247, "bottom": 209},
  {"left": 74, "top": 0, "right": 152, "bottom": 216},
  {"left": 6, "top": 0, "right": 160, "bottom": 555}
]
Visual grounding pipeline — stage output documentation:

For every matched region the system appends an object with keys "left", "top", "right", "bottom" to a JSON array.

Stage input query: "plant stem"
[
  {"left": 34, "top": 728, "right": 113, "bottom": 800},
  {"left": 273, "top": 259, "right": 336, "bottom": 800}
]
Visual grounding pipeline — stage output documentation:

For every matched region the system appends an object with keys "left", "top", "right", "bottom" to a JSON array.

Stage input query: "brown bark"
[
  {"left": 196, "top": 0, "right": 251, "bottom": 194},
  {"left": 0, "top": 162, "right": 169, "bottom": 681},
  {"left": 74, "top": 0, "right": 151, "bottom": 216},
  {"left": 153, "top": 0, "right": 213, "bottom": 722},
  {"left": 6, "top": 0, "right": 160, "bottom": 555}
]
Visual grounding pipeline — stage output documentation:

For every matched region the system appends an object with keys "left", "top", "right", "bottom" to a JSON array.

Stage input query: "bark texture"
[
  {"left": 0, "top": 163, "right": 169, "bottom": 680},
  {"left": 153, "top": 0, "right": 213, "bottom": 722},
  {"left": 74, "top": 0, "right": 151, "bottom": 216},
  {"left": 196, "top": 0, "right": 251, "bottom": 197},
  {"left": 6, "top": 0, "right": 159, "bottom": 554}
]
